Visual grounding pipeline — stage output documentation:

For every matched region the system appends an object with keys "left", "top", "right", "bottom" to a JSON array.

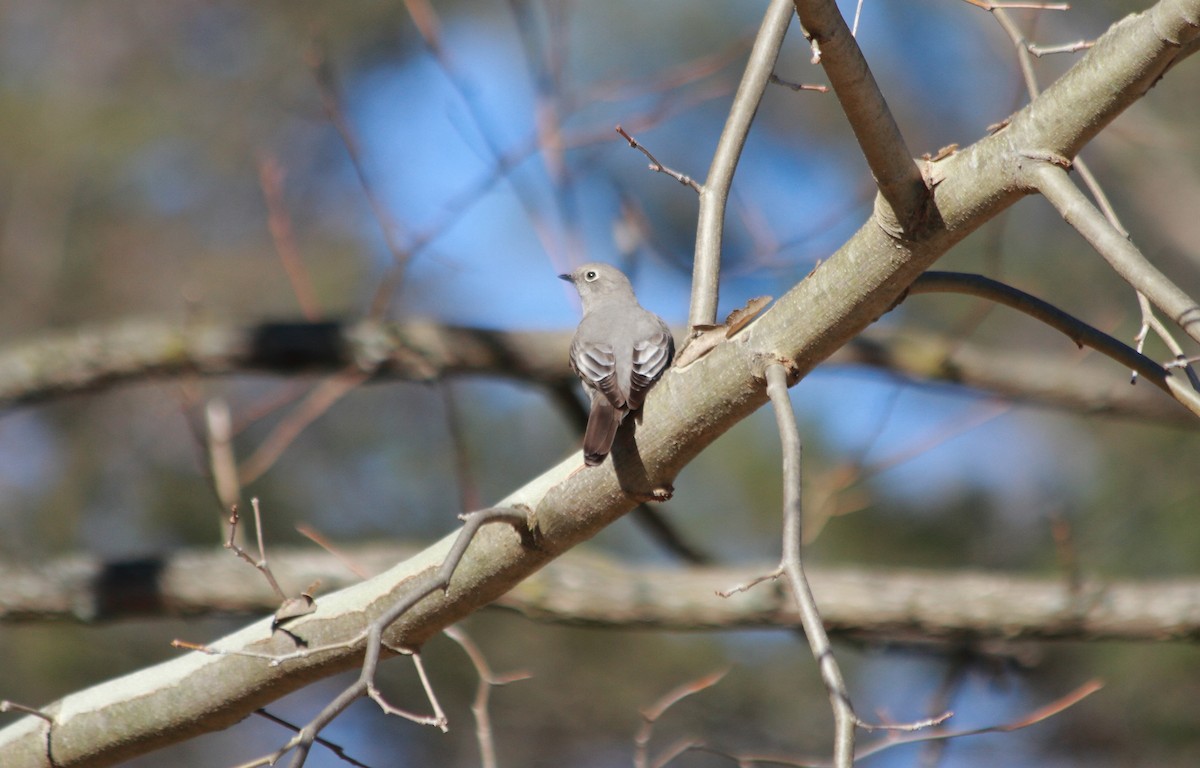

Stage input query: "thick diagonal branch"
[
  {"left": 792, "top": 0, "right": 928, "bottom": 232},
  {"left": 3, "top": 3, "right": 1199, "bottom": 765}
]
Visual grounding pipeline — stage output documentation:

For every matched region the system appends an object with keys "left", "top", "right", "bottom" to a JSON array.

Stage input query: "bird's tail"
[{"left": 583, "top": 398, "right": 622, "bottom": 466}]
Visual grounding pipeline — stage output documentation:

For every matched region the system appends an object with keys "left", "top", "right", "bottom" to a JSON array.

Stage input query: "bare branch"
[
  {"left": 905, "top": 272, "right": 1190, "bottom": 406},
  {"left": 444, "top": 625, "right": 531, "bottom": 768},
  {"left": 9, "top": 545, "right": 1200, "bottom": 640},
  {"left": 225, "top": 499, "right": 288, "bottom": 603},
  {"left": 765, "top": 363, "right": 855, "bottom": 767},
  {"left": 690, "top": 0, "right": 795, "bottom": 328},
  {"left": 0, "top": 318, "right": 1188, "bottom": 424},
  {"left": 635, "top": 669, "right": 728, "bottom": 768},
  {"left": 229, "top": 507, "right": 534, "bottom": 767},
  {"left": 204, "top": 398, "right": 241, "bottom": 530},
  {"left": 615, "top": 125, "right": 702, "bottom": 192},
  {"left": 1031, "top": 164, "right": 1200, "bottom": 347},
  {"left": 792, "top": 0, "right": 928, "bottom": 233},
  {"left": 257, "top": 154, "right": 321, "bottom": 322},
  {"left": 238, "top": 368, "right": 371, "bottom": 486},
  {"left": 306, "top": 41, "right": 413, "bottom": 311},
  {"left": 768, "top": 72, "right": 829, "bottom": 93},
  {"left": 980, "top": 5, "right": 1190, "bottom": 389},
  {"left": 368, "top": 648, "right": 448, "bottom": 730},
  {"left": 250, "top": 710, "right": 372, "bottom": 768}
]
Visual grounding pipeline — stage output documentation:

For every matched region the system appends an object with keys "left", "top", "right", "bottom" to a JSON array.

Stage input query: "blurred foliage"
[{"left": 1, "top": 0, "right": 1199, "bottom": 766}]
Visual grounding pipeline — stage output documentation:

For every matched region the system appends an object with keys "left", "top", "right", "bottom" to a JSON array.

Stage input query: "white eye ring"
[{"left": 584, "top": 270, "right": 598, "bottom": 282}]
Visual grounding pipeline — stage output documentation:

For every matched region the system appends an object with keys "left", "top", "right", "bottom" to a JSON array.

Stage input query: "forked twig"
[
  {"left": 634, "top": 669, "right": 728, "bottom": 768},
  {"left": 225, "top": 498, "right": 288, "bottom": 602},
  {"left": 646, "top": 679, "right": 1100, "bottom": 766},
  {"left": 853, "top": 680, "right": 1102, "bottom": 761},
  {"left": 979, "top": 6, "right": 1197, "bottom": 388},
  {"left": 218, "top": 506, "right": 536, "bottom": 767},
  {"left": 370, "top": 646, "right": 448, "bottom": 730},
  {"left": 444, "top": 625, "right": 532, "bottom": 768}
]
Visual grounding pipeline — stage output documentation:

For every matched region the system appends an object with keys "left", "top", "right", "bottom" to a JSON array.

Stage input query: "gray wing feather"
[
  {"left": 570, "top": 338, "right": 625, "bottom": 408},
  {"left": 627, "top": 327, "right": 674, "bottom": 411}
]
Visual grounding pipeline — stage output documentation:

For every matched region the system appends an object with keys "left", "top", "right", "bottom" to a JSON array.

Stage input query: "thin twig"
[
  {"left": 1031, "top": 164, "right": 1200, "bottom": 349},
  {"left": 251, "top": 710, "right": 372, "bottom": 768},
  {"left": 445, "top": 625, "right": 531, "bottom": 768},
  {"left": 0, "top": 701, "right": 52, "bottom": 722},
  {"left": 295, "top": 523, "right": 373, "bottom": 580},
  {"left": 233, "top": 507, "right": 536, "bottom": 768},
  {"left": 306, "top": 42, "right": 413, "bottom": 316},
  {"left": 907, "top": 272, "right": 1193, "bottom": 403},
  {"left": 258, "top": 154, "right": 321, "bottom": 322},
  {"left": 238, "top": 368, "right": 371, "bottom": 486},
  {"left": 660, "top": 679, "right": 1099, "bottom": 766},
  {"left": 225, "top": 499, "right": 288, "bottom": 602},
  {"left": 615, "top": 126, "right": 701, "bottom": 192},
  {"left": 768, "top": 73, "right": 829, "bottom": 93},
  {"left": 367, "top": 648, "right": 449, "bottom": 730},
  {"left": 441, "top": 381, "right": 482, "bottom": 512},
  {"left": 398, "top": 0, "right": 572, "bottom": 277},
  {"left": 765, "top": 363, "right": 855, "bottom": 768},
  {"left": 635, "top": 669, "right": 728, "bottom": 768},
  {"left": 584, "top": 36, "right": 750, "bottom": 103},
  {"left": 507, "top": 0, "right": 584, "bottom": 268},
  {"left": 1028, "top": 39, "right": 1093, "bottom": 56},
  {"left": 990, "top": 7, "right": 1041, "bottom": 97},
  {"left": 960, "top": 0, "right": 1070, "bottom": 10},
  {"left": 852, "top": 680, "right": 1103, "bottom": 761},
  {"left": 916, "top": 657, "right": 970, "bottom": 768},
  {"left": 204, "top": 398, "right": 241, "bottom": 540}
]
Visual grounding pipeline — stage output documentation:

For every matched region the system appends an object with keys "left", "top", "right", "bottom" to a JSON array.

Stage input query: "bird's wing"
[
  {"left": 570, "top": 337, "right": 625, "bottom": 409},
  {"left": 627, "top": 327, "right": 674, "bottom": 411}
]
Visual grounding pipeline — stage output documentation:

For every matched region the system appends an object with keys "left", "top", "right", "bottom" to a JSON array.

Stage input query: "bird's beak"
[{"left": 557, "top": 273, "right": 572, "bottom": 282}]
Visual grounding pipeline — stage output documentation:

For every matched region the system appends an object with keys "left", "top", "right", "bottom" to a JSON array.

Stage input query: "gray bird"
[{"left": 559, "top": 263, "right": 674, "bottom": 466}]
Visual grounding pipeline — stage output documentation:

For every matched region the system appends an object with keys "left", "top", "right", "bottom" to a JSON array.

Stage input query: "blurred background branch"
[
  {"left": 5, "top": 546, "right": 1200, "bottom": 644},
  {"left": 1, "top": 317, "right": 1189, "bottom": 421}
]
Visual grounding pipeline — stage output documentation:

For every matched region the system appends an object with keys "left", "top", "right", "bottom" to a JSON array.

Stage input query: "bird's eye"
[{"left": 584, "top": 270, "right": 598, "bottom": 282}]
